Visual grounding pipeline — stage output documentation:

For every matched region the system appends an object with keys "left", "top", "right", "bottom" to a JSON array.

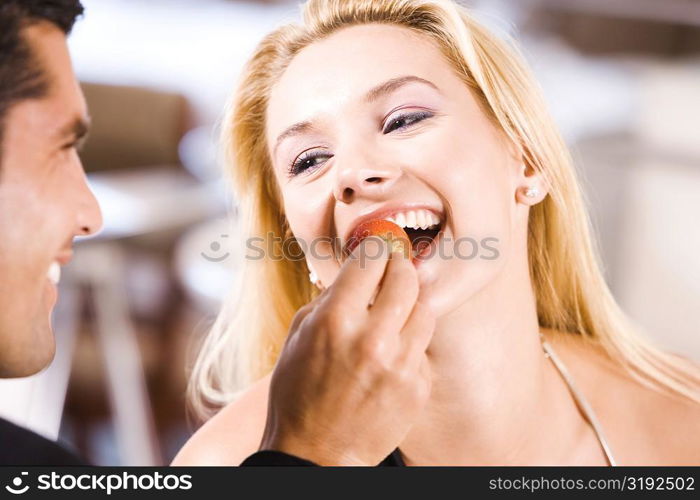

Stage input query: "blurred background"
[{"left": 0, "top": 0, "right": 699, "bottom": 465}]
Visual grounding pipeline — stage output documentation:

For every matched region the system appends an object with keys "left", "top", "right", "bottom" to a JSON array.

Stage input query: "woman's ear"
[
  {"left": 504, "top": 140, "right": 545, "bottom": 205},
  {"left": 515, "top": 161, "right": 547, "bottom": 205}
]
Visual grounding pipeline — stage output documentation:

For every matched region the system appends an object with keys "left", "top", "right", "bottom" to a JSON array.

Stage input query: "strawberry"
[{"left": 344, "top": 219, "right": 411, "bottom": 259}]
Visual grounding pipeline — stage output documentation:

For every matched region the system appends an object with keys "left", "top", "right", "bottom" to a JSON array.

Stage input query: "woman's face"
[{"left": 265, "top": 23, "right": 537, "bottom": 317}]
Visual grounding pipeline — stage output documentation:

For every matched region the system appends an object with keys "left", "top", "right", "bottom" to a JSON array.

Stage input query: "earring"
[
  {"left": 307, "top": 260, "right": 324, "bottom": 290},
  {"left": 308, "top": 266, "right": 318, "bottom": 285},
  {"left": 525, "top": 186, "right": 539, "bottom": 198}
]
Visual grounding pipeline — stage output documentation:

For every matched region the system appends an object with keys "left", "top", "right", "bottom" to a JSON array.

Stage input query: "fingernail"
[{"left": 389, "top": 240, "right": 410, "bottom": 259}]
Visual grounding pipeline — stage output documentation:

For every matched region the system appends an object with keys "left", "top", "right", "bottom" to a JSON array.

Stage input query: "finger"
[
  {"left": 368, "top": 249, "right": 419, "bottom": 333},
  {"left": 289, "top": 279, "right": 332, "bottom": 328},
  {"left": 417, "top": 354, "right": 433, "bottom": 398},
  {"left": 398, "top": 299, "right": 436, "bottom": 369},
  {"left": 290, "top": 304, "right": 310, "bottom": 331},
  {"left": 326, "top": 236, "right": 391, "bottom": 312},
  {"left": 286, "top": 291, "right": 326, "bottom": 342},
  {"left": 286, "top": 304, "right": 312, "bottom": 339},
  {"left": 419, "top": 355, "right": 431, "bottom": 381}
]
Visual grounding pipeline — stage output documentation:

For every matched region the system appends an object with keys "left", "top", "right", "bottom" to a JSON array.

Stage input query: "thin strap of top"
[
  {"left": 541, "top": 337, "right": 618, "bottom": 466},
  {"left": 385, "top": 337, "right": 618, "bottom": 467}
]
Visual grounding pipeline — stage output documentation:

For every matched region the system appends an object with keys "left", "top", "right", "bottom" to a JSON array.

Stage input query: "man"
[{"left": 0, "top": 0, "right": 102, "bottom": 465}]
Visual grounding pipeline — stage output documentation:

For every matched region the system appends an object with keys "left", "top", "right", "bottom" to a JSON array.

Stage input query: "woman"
[{"left": 174, "top": 0, "right": 700, "bottom": 465}]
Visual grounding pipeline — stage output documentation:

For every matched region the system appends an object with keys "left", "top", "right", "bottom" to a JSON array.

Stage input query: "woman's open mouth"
[
  {"left": 342, "top": 207, "right": 445, "bottom": 261},
  {"left": 385, "top": 209, "right": 442, "bottom": 258}
]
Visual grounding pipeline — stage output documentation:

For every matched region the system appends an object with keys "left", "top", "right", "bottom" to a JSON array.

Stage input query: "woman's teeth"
[
  {"left": 47, "top": 261, "right": 61, "bottom": 285},
  {"left": 384, "top": 209, "right": 441, "bottom": 230}
]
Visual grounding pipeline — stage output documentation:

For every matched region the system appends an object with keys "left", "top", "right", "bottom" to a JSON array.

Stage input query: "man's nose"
[
  {"left": 75, "top": 173, "right": 103, "bottom": 237},
  {"left": 332, "top": 154, "right": 401, "bottom": 204}
]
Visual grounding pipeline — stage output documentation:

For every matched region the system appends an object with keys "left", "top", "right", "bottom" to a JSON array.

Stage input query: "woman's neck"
[{"left": 401, "top": 250, "right": 588, "bottom": 465}]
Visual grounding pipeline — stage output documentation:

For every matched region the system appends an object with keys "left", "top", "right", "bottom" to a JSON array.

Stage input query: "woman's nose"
[{"left": 332, "top": 158, "right": 401, "bottom": 204}]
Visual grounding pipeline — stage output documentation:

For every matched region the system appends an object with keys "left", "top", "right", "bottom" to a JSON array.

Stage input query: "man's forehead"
[
  {"left": 19, "top": 22, "right": 88, "bottom": 135},
  {"left": 4, "top": 97, "right": 87, "bottom": 144}
]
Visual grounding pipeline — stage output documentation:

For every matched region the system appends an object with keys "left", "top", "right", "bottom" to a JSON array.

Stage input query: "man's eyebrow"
[
  {"left": 272, "top": 75, "right": 440, "bottom": 157},
  {"left": 56, "top": 116, "right": 91, "bottom": 143}
]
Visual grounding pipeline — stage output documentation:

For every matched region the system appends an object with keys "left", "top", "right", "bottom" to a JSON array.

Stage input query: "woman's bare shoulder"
[
  {"left": 542, "top": 328, "right": 700, "bottom": 465},
  {"left": 171, "top": 373, "right": 271, "bottom": 466},
  {"left": 626, "top": 354, "right": 700, "bottom": 465}
]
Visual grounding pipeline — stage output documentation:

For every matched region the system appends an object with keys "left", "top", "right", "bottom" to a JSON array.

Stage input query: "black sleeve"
[
  {"left": 239, "top": 450, "right": 319, "bottom": 466},
  {"left": 0, "top": 418, "right": 86, "bottom": 466}
]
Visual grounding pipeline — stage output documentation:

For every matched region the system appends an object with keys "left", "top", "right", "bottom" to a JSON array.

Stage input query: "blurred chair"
[
  {"left": 79, "top": 83, "right": 191, "bottom": 172},
  {"left": 75, "top": 83, "right": 225, "bottom": 465},
  {"left": 529, "top": 0, "right": 700, "bottom": 56}
]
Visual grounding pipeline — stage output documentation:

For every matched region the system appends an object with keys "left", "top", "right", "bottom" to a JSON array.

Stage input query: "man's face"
[{"left": 0, "top": 21, "right": 102, "bottom": 377}]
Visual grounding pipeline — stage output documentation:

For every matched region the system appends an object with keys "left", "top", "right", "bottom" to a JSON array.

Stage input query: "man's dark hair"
[{"left": 0, "top": 0, "right": 84, "bottom": 149}]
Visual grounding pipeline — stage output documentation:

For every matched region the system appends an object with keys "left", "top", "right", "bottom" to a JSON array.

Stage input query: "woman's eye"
[
  {"left": 382, "top": 110, "right": 433, "bottom": 134},
  {"left": 288, "top": 150, "right": 332, "bottom": 177}
]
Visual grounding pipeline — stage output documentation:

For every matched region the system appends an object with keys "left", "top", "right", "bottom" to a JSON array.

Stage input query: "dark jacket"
[
  {"left": 0, "top": 417, "right": 85, "bottom": 465},
  {"left": 240, "top": 449, "right": 404, "bottom": 466}
]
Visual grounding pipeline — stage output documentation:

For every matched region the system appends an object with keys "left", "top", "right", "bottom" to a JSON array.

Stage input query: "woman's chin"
[
  {"left": 416, "top": 262, "right": 497, "bottom": 322},
  {"left": 415, "top": 269, "right": 454, "bottom": 319}
]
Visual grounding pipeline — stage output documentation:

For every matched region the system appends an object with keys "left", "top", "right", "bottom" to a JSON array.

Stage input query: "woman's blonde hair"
[{"left": 188, "top": 0, "right": 700, "bottom": 420}]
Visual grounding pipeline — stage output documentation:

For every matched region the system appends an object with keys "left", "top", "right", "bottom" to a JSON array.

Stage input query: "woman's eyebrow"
[
  {"left": 273, "top": 75, "right": 440, "bottom": 157},
  {"left": 364, "top": 75, "right": 441, "bottom": 103},
  {"left": 274, "top": 121, "right": 313, "bottom": 157}
]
